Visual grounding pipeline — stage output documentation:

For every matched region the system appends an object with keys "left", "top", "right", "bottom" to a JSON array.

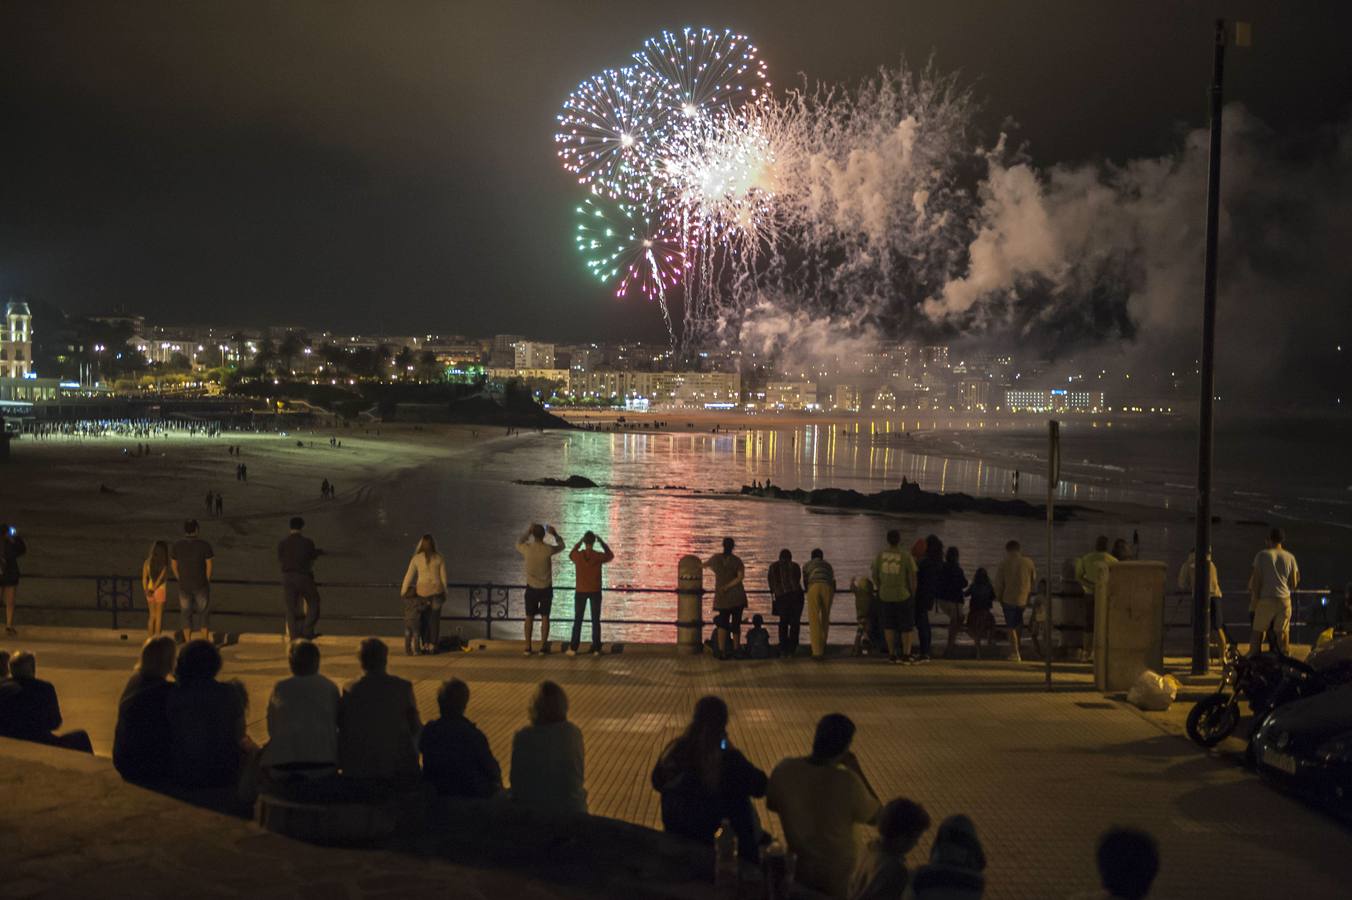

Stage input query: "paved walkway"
[{"left": 11, "top": 629, "right": 1352, "bottom": 898}]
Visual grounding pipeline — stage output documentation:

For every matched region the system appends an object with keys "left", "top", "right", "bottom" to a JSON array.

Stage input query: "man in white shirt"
[
  {"left": 517, "top": 523, "right": 564, "bottom": 655},
  {"left": 262, "top": 639, "right": 339, "bottom": 779},
  {"left": 1248, "top": 528, "right": 1299, "bottom": 656}
]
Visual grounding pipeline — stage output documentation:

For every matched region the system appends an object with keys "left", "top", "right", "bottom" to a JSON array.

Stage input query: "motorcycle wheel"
[{"left": 1187, "top": 695, "right": 1240, "bottom": 748}]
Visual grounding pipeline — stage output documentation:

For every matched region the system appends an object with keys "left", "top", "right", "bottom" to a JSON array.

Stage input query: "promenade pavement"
[{"left": 8, "top": 628, "right": 1352, "bottom": 899}]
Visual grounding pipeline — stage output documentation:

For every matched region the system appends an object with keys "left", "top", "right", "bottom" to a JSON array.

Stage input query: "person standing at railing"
[
  {"left": 803, "top": 548, "right": 837, "bottom": 660},
  {"left": 171, "top": 519, "right": 214, "bottom": 643},
  {"left": 401, "top": 534, "right": 448, "bottom": 655},
  {"left": 992, "top": 540, "right": 1036, "bottom": 663},
  {"left": 705, "top": 537, "right": 748, "bottom": 660},
  {"left": 278, "top": 517, "right": 325, "bottom": 641},
  {"left": 141, "top": 541, "right": 170, "bottom": 636},
  {"left": 1, "top": 522, "right": 27, "bottom": 637},
  {"left": 567, "top": 531, "right": 613, "bottom": 656},
  {"left": 1179, "top": 547, "right": 1226, "bottom": 660},
  {"left": 1248, "top": 528, "right": 1299, "bottom": 657},
  {"left": 872, "top": 529, "right": 919, "bottom": 665},
  {"left": 768, "top": 549, "right": 805, "bottom": 657},
  {"left": 1074, "top": 536, "right": 1117, "bottom": 661},
  {"left": 517, "top": 523, "right": 564, "bottom": 655}
]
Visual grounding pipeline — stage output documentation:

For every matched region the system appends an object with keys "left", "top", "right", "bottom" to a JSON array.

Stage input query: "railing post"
[
  {"left": 676, "top": 556, "right": 704, "bottom": 653},
  {"left": 485, "top": 583, "right": 493, "bottom": 641}
]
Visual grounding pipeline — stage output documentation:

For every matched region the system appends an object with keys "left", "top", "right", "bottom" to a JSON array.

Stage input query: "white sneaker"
[{"left": 566, "top": 648, "right": 577, "bottom": 657}]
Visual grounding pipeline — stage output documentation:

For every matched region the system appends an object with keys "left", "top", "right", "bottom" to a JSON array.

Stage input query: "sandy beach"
[{"left": 2, "top": 423, "right": 497, "bottom": 595}]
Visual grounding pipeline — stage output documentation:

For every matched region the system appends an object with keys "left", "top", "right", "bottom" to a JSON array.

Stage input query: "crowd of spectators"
[{"left": 0, "top": 636, "right": 1162, "bottom": 899}]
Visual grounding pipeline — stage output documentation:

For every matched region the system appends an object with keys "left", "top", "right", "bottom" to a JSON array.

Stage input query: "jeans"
[
  {"left": 805, "top": 583, "right": 834, "bottom": 657},
  {"left": 571, "top": 591, "right": 602, "bottom": 651},
  {"left": 916, "top": 605, "right": 932, "bottom": 656},
  {"left": 179, "top": 585, "right": 211, "bottom": 633},
  {"left": 420, "top": 593, "right": 445, "bottom": 648},
  {"left": 282, "top": 573, "right": 321, "bottom": 639},
  {"left": 775, "top": 592, "right": 804, "bottom": 655}
]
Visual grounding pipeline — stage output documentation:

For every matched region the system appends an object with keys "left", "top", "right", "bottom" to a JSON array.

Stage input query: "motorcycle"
[{"left": 1185, "top": 650, "right": 1286, "bottom": 748}]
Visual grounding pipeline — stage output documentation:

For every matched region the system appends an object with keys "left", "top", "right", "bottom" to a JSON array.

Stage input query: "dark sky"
[{"left": 2, "top": 0, "right": 1349, "bottom": 340}]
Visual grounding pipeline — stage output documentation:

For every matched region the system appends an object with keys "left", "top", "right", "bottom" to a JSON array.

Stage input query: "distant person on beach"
[
  {"left": 0, "top": 651, "right": 93, "bottom": 753},
  {"left": 1076, "top": 536, "right": 1117, "bottom": 660},
  {"left": 1095, "top": 826, "right": 1159, "bottom": 900},
  {"left": 1013, "top": 470, "right": 1020, "bottom": 494},
  {"left": 745, "top": 613, "right": 773, "bottom": 658},
  {"left": 401, "top": 534, "right": 449, "bottom": 655},
  {"left": 167, "top": 639, "right": 250, "bottom": 789},
  {"left": 767, "top": 713, "right": 880, "bottom": 898},
  {"left": 913, "top": 535, "right": 944, "bottom": 662},
  {"left": 278, "top": 517, "right": 324, "bottom": 641},
  {"left": 171, "top": 520, "right": 214, "bottom": 643},
  {"left": 993, "top": 540, "right": 1036, "bottom": 662},
  {"left": 1249, "top": 528, "right": 1300, "bottom": 656},
  {"left": 1, "top": 523, "right": 26, "bottom": 636},
  {"left": 652, "top": 695, "right": 768, "bottom": 861},
  {"left": 568, "top": 530, "right": 614, "bottom": 655},
  {"left": 214, "top": 493, "right": 224, "bottom": 516},
  {"left": 768, "top": 549, "right": 805, "bottom": 657},
  {"left": 113, "top": 635, "right": 177, "bottom": 784},
  {"left": 803, "top": 548, "right": 837, "bottom": 659},
  {"left": 517, "top": 523, "right": 565, "bottom": 655},
  {"left": 510, "top": 680, "right": 587, "bottom": 814},
  {"left": 849, "top": 797, "right": 931, "bottom": 900},
  {"left": 909, "top": 814, "right": 987, "bottom": 900},
  {"left": 1179, "top": 548, "right": 1227, "bottom": 659},
  {"left": 705, "top": 538, "right": 749, "bottom": 659},
  {"left": 420, "top": 677, "right": 502, "bottom": 798},
  {"left": 141, "top": 541, "right": 170, "bottom": 636},
  {"left": 965, "top": 568, "right": 997, "bottom": 658},
  {"left": 338, "top": 638, "right": 420, "bottom": 782},
  {"left": 205, "top": 490, "right": 213, "bottom": 513},
  {"left": 320, "top": 478, "right": 329, "bottom": 498},
  {"left": 261, "top": 639, "right": 339, "bottom": 782},
  {"left": 939, "top": 546, "right": 968, "bottom": 658},
  {"left": 872, "top": 530, "right": 919, "bottom": 664}
]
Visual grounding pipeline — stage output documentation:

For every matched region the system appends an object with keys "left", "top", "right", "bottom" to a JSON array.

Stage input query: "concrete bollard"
[{"left": 677, "top": 555, "right": 704, "bottom": 653}]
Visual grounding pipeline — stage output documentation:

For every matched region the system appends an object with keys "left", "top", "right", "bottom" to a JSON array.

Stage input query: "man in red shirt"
[{"left": 568, "top": 531, "right": 615, "bottom": 656}]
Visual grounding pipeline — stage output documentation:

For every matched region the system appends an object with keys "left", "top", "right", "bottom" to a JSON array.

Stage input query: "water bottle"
[{"left": 714, "top": 818, "right": 739, "bottom": 894}]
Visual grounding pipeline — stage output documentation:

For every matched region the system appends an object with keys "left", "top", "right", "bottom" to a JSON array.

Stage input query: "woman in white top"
[
  {"left": 510, "top": 680, "right": 587, "bottom": 815},
  {"left": 401, "top": 534, "right": 449, "bottom": 655}
]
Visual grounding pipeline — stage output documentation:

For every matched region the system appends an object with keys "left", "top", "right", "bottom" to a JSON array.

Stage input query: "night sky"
[{"left": 2, "top": 0, "right": 1350, "bottom": 341}]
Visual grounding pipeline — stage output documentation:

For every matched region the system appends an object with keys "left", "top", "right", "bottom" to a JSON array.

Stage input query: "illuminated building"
[{"left": 1, "top": 301, "right": 33, "bottom": 379}]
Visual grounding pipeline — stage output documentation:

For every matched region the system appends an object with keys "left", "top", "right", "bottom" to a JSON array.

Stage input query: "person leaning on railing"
[{"left": 401, "top": 534, "right": 448, "bottom": 655}]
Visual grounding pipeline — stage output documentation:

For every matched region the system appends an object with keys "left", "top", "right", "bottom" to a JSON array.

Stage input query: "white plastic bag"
[{"left": 1126, "top": 669, "right": 1179, "bottom": 711}]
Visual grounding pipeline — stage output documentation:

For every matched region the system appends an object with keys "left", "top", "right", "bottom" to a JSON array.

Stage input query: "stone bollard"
[{"left": 677, "top": 555, "right": 704, "bottom": 654}]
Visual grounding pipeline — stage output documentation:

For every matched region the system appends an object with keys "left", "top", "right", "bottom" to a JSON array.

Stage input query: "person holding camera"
[
  {"left": 517, "top": 523, "right": 564, "bottom": 655},
  {"left": 568, "top": 530, "right": 614, "bottom": 656},
  {"left": 1, "top": 523, "right": 26, "bottom": 637}
]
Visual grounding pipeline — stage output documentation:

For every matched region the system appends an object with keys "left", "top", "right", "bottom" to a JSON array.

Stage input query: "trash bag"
[{"left": 1126, "top": 669, "right": 1179, "bottom": 711}]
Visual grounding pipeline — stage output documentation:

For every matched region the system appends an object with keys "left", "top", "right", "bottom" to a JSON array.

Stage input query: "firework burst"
[
  {"left": 632, "top": 27, "right": 769, "bottom": 121},
  {"left": 555, "top": 66, "right": 674, "bottom": 200}
]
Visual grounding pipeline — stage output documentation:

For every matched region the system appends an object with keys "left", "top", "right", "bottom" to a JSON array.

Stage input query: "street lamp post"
[{"left": 1191, "top": 19, "right": 1248, "bottom": 675}]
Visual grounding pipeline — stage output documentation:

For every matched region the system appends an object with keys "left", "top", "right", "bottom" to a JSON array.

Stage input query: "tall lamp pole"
[{"left": 1192, "top": 19, "right": 1249, "bottom": 675}]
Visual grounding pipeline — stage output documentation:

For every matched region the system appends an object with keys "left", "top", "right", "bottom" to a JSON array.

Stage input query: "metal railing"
[{"left": 21, "top": 572, "right": 1341, "bottom": 644}]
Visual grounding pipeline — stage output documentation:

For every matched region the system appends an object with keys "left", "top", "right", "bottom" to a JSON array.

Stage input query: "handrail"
[{"left": 18, "top": 571, "right": 1339, "bottom": 639}]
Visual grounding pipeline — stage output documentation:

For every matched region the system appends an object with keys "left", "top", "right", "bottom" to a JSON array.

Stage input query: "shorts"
[
  {"left": 713, "top": 607, "right": 744, "bottom": 632},
  {"left": 939, "top": 601, "right": 963, "bottom": 624},
  {"left": 1251, "top": 598, "right": 1291, "bottom": 635},
  {"left": 178, "top": 585, "right": 211, "bottom": 630},
  {"left": 1001, "top": 603, "right": 1026, "bottom": 630},
  {"left": 878, "top": 598, "right": 916, "bottom": 632},
  {"left": 524, "top": 586, "right": 553, "bottom": 618},
  {"left": 1210, "top": 596, "right": 1227, "bottom": 635}
]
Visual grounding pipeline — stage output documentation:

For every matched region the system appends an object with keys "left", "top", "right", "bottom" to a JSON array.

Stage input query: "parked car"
[{"left": 1250, "top": 684, "right": 1352, "bottom": 819}]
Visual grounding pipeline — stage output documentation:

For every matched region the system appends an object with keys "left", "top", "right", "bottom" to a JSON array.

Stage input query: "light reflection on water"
[{"left": 361, "top": 420, "right": 1350, "bottom": 642}]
